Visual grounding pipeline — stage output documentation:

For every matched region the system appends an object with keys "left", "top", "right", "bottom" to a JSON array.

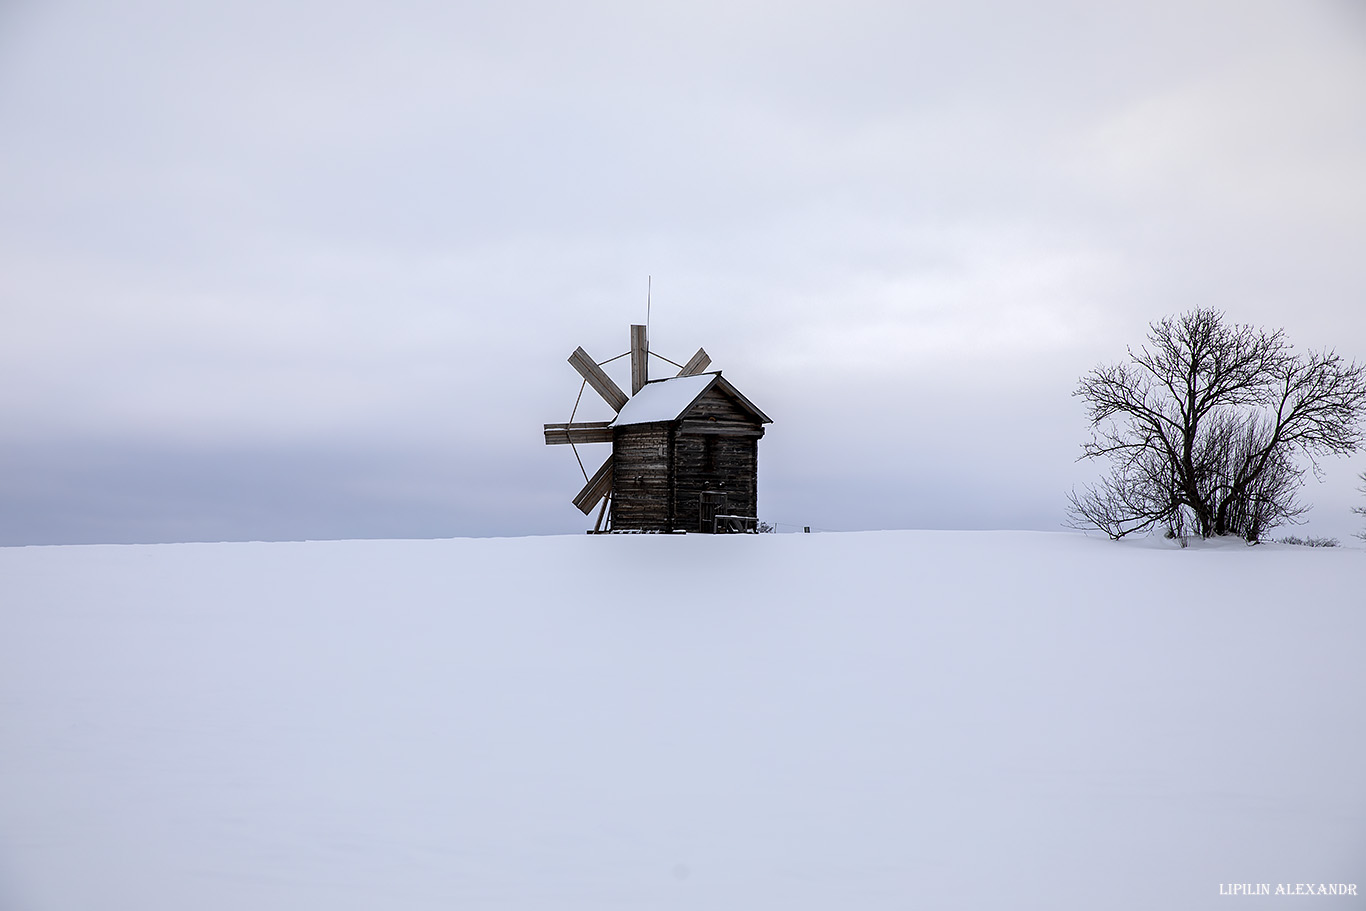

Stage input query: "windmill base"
[{"left": 588, "top": 529, "right": 687, "bottom": 534}]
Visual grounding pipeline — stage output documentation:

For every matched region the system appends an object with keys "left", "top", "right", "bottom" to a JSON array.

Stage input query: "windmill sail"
[
  {"left": 572, "top": 456, "right": 613, "bottom": 514},
  {"left": 677, "top": 348, "right": 711, "bottom": 376},
  {"left": 543, "top": 422, "right": 614, "bottom": 445},
  {"left": 568, "top": 347, "right": 629, "bottom": 412}
]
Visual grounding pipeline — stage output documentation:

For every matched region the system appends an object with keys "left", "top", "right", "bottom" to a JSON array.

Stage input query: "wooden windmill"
[{"left": 544, "top": 324, "right": 772, "bottom": 533}]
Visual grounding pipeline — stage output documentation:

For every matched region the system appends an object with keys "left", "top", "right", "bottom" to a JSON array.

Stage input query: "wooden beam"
[
  {"left": 677, "top": 347, "right": 711, "bottom": 376},
  {"left": 572, "top": 455, "right": 613, "bottom": 514},
  {"left": 543, "top": 422, "right": 614, "bottom": 445},
  {"left": 593, "top": 494, "right": 610, "bottom": 533},
  {"left": 675, "top": 423, "right": 765, "bottom": 438},
  {"left": 568, "top": 347, "right": 629, "bottom": 412},
  {"left": 630, "top": 324, "right": 648, "bottom": 395}
]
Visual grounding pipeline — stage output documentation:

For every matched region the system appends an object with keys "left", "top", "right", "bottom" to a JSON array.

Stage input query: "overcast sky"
[{"left": 2, "top": 0, "right": 1364, "bottom": 545}]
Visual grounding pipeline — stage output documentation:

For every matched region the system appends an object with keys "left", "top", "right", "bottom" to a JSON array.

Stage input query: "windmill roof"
[{"left": 610, "top": 372, "right": 771, "bottom": 427}]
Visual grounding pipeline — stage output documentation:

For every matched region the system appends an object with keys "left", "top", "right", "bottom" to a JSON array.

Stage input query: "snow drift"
[{"left": 1, "top": 531, "right": 1362, "bottom": 910}]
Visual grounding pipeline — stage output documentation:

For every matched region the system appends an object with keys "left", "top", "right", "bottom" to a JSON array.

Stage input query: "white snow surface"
[
  {"left": 1, "top": 531, "right": 1363, "bottom": 910},
  {"left": 610, "top": 374, "right": 717, "bottom": 426}
]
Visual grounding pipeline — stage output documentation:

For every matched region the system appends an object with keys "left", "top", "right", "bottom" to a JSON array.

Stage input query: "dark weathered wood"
[
  {"left": 674, "top": 386, "right": 767, "bottom": 438},
  {"left": 698, "top": 491, "right": 728, "bottom": 533},
  {"left": 676, "top": 422, "right": 765, "bottom": 438},
  {"left": 666, "top": 387, "right": 764, "bottom": 535},
  {"left": 609, "top": 425, "right": 673, "bottom": 530},
  {"left": 687, "top": 389, "right": 748, "bottom": 419},
  {"left": 630, "top": 324, "right": 648, "bottom": 395},
  {"left": 568, "top": 347, "right": 629, "bottom": 412},
  {"left": 677, "top": 348, "right": 711, "bottom": 376},
  {"left": 666, "top": 427, "right": 676, "bottom": 531},
  {"left": 671, "top": 429, "right": 758, "bottom": 532},
  {"left": 552, "top": 333, "right": 770, "bottom": 533},
  {"left": 713, "top": 514, "right": 757, "bottom": 533},
  {"left": 707, "top": 376, "right": 771, "bottom": 423},
  {"left": 543, "top": 421, "right": 614, "bottom": 445},
  {"left": 573, "top": 455, "right": 613, "bottom": 514}
]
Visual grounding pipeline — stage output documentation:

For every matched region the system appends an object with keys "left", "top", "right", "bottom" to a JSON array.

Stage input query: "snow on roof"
[{"left": 610, "top": 373, "right": 717, "bottom": 426}]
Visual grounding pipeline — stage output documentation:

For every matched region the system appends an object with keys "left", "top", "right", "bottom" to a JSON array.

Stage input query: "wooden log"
[
  {"left": 543, "top": 422, "right": 614, "bottom": 445},
  {"left": 677, "top": 348, "right": 711, "bottom": 376},
  {"left": 568, "top": 347, "right": 629, "bottom": 412},
  {"left": 687, "top": 389, "right": 749, "bottom": 419},
  {"left": 630, "top": 324, "right": 648, "bottom": 395},
  {"left": 675, "top": 423, "right": 765, "bottom": 438},
  {"left": 572, "top": 456, "right": 614, "bottom": 514}
]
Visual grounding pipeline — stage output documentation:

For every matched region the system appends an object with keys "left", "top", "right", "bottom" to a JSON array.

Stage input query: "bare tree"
[
  {"left": 1355, "top": 471, "right": 1366, "bottom": 542},
  {"left": 1069, "top": 308, "right": 1366, "bottom": 542}
]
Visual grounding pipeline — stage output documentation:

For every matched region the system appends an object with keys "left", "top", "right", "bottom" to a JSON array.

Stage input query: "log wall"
[
  {"left": 610, "top": 385, "right": 765, "bottom": 533},
  {"left": 610, "top": 424, "right": 673, "bottom": 531},
  {"left": 672, "top": 434, "right": 757, "bottom": 532}
]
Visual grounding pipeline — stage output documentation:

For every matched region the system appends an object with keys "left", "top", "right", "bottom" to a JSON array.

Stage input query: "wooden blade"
[
  {"left": 572, "top": 455, "right": 613, "bottom": 514},
  {"left": 677, "top": 347, "right": 711, "bottom": 376},
  {"left": 543, "top": 421, "right": 614, "bottom": 445},
  {"left": 593, "top": 494, "right": 610, "bottom": 533},
  {"left": 630, "top": 324, "right": 648, "bottom": 395},
  {"left": 568, "top": 347, "right": 629, "bottom": 412}
]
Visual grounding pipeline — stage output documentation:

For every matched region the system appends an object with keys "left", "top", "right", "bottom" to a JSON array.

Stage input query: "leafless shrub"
[
  {"left": 1355, "top": 471, "right": 1366, "bottom": 542},
  {"left": 1275, "top": 535, "right": 1340, "bottom": 547}
]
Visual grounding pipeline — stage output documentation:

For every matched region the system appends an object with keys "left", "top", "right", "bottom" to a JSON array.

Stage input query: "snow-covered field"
[{"left": 1, "top": 531, "right": 1362, "bottom": 910}]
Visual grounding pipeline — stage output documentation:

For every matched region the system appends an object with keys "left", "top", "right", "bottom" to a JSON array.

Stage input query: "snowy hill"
[{"left": 2, "top": 531, "right": 1362, "bottom": 910}]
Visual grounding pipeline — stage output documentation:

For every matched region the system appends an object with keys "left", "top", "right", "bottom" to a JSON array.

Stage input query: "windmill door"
[{"left": 699, "top": 491, "right": 727, "bottom": 533}]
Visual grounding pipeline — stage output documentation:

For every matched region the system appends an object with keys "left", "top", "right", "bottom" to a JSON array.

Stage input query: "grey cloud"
[{"left": 2, "top": 0, "right": 1364, "bottom": 544}]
